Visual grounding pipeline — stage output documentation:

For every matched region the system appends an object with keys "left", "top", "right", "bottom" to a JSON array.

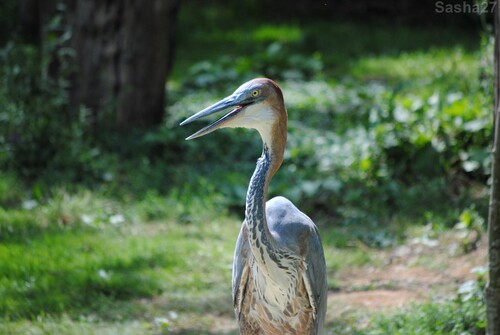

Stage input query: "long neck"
[{"left": 245, "top": 142, "right": 284, "bottom": 268}]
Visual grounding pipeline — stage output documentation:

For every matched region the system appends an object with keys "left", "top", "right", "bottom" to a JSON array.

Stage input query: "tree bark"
[
  {"left": 67, "top": 0, "right": 179, "bottom": 131},
  {"left": 487, "top": 1, "right": 500, "bottom": 334}
]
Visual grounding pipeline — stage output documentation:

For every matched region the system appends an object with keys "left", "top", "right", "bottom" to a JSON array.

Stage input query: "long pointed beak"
[{"left": 180, "top": 93, "right": 247, "bottom": 140}]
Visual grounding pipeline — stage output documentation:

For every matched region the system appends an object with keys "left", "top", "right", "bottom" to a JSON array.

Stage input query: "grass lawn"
[{"left": 0, "top": 185, "right": 487, "bottom": 334}]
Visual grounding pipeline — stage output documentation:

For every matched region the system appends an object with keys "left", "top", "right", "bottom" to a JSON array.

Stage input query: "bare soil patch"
[{"left": 327, "top": 233, "right": 487, "bottom": 323}]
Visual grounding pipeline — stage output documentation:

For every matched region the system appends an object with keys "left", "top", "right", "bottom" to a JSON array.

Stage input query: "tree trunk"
[
  {"left": 487, "top": 1, "right": 500, "bottom": 334},
  {"left": 67, "top": 0, "right": 179, "bottom": 131}
]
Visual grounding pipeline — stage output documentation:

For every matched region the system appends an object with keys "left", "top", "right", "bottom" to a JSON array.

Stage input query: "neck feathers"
[
  {"left": 245, "top": 122, "right": 286, "bottom": 268},
  {"left": 245, "top": 145, "right": 277, "bottom": 267},
  {"left": 245, "top": 80, "right": 287, "bottom": 268}
]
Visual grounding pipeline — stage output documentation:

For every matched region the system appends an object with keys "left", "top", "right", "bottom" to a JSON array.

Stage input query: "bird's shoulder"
[
  {"left": 266, "top": 196, "right": 316, "bottom": 231},
  {"left": 266, "top": 196, "right": 319, "bottom": 255}
]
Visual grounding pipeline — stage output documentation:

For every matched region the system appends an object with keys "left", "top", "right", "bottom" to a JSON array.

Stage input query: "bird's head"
[{"left": 180, "top": 78, "right": 287, "bottom": 147}]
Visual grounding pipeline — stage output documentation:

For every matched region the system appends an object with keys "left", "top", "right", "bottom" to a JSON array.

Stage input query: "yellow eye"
[{"left": 251, "top": 89, "right": 260, "bottom": 97}]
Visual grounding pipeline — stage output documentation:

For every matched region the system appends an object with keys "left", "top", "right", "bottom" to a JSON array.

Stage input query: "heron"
[{"left": 180, "top": 78, "right": 327, "bottom": 334}]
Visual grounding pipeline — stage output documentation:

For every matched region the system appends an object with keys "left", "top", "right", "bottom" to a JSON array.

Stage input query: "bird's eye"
[{"left": 251, "top": 89, "right": 260, "bottom": 97}]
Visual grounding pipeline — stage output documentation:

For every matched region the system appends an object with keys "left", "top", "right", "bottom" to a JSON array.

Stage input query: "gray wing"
[
  {"left": 304, "top": 225, "right": 328, "bottom": 334},
  {"left": 267, "top": 196, "right": 328, "bottom": 334},
  {"left": 232, "top": 221, "right": 250, "bottom": 319}
]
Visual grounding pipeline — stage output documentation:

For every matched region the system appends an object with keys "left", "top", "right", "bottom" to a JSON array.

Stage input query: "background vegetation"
[{"left": 0, "top": 0, "right": 493, "bottom": 333}]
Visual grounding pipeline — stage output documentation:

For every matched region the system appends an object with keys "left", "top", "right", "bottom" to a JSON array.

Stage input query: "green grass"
[
  {"left": 329, "top": 300, "right": 485, "bottom": 335},
  {"left": 0, "top": 183, "right": 238, "bottom": 325},
  {"left": 0, "top": 181, "right": 394, "bottom": 333},
  {"left": 172, "top": 16, "right": 481, "bottom": 81},
  {"left": 0, "top": 173, "right": 487, "bottom": 334},
  {"left": 0, "top": 317, "right": 151, "bottom": 335},
  {"left": 366, "top": 298, "right": 485, "bottom": 335}
]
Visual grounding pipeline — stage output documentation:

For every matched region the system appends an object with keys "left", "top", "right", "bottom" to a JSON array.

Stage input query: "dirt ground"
[
  {"left": 209, "top": 232, "right": 488, "bottom": 334},
  {"left": 327, "top": 233, "right": 487, "bottom": 323}
]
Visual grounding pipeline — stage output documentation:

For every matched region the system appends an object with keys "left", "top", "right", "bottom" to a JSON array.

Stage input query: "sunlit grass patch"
[
  {"left": 183, "top": 23, "right": 303, "bottom": 44},
  {"left": 0, "top": 187, "right": 239, "bottom": 321},
  {"left": 251, "top": 24, "right": 302, "bottom": 43},
  {"left": 0, "top": 315, "right": 151, "bottom": 335},
  {"left": 350, "top": 47, "right": 481, "bottom": 86},
  {"left": 1, "top": 228, "right": 164, "bottom": 318},
  {"left": 327, "top": 242, "right": 378, "bottom": 266}
]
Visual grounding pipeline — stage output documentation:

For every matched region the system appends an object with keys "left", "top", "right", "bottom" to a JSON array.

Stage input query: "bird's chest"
[{"left": 239, "top": 257, "right": 314, "bottom": 334}]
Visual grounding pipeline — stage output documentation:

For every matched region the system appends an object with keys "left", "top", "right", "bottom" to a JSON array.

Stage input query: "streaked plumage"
[{"left": 181, "top": 78, "right": 327, "bottom": 334}]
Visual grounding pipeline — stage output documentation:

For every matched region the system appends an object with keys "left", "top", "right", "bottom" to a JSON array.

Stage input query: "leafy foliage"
[
  {"left": 167, "top": 32, "right": 492, "bottom": 242},
  {"left": 366, "top": 278, "right": 486, "bottom": 335},
  {"left": 0, "top": 28, "right": 83, "bottom": 182}
]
